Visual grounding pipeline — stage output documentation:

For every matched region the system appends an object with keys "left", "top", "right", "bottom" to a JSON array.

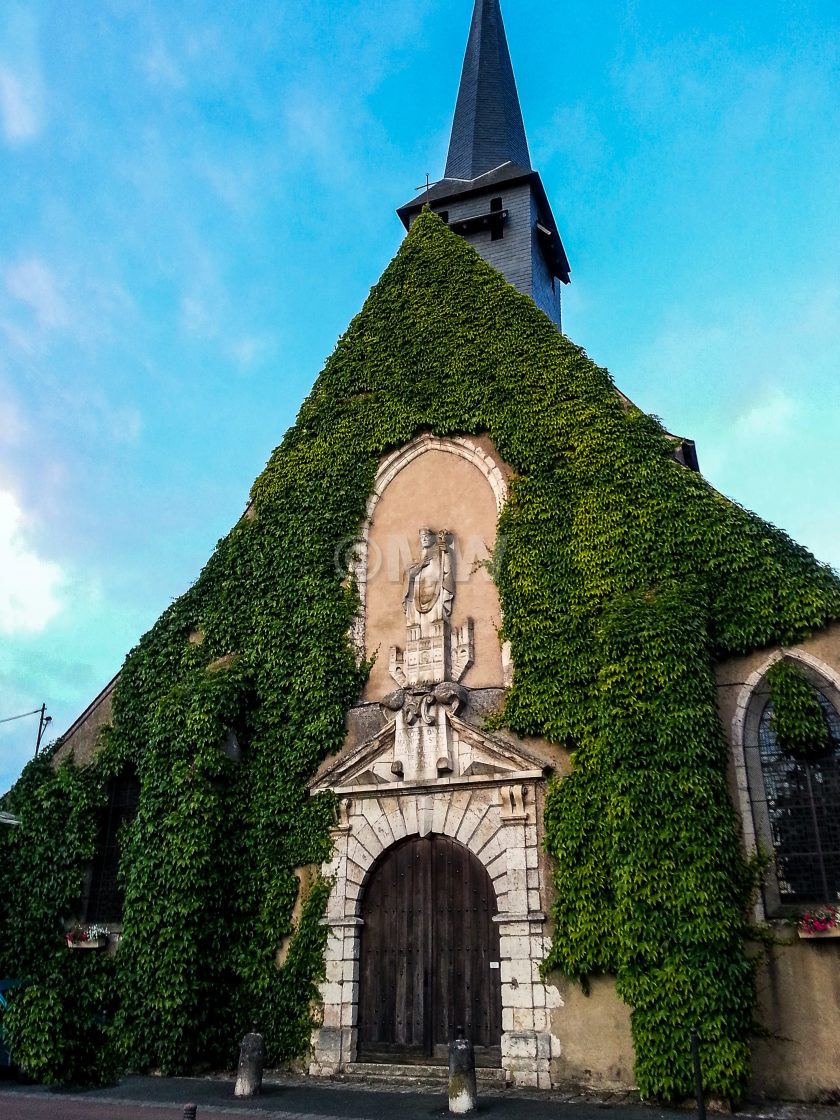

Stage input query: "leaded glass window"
[{"left": 757, "top": 692, "right": 840, "bottom": 905}]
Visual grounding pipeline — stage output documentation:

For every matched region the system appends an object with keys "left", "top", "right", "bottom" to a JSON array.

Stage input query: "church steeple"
[
  {"left": 445, "top": 0, "right": 531, "bottom": 181},
  {"left": 397, "top": 0, "right": 570, "bottom": 330}
]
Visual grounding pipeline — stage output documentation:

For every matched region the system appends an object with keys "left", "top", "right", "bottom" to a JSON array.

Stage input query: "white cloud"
[
  {"left": 734, "top": 388, "right": 798, "bottom": 439},
  {"left": 0, "top": 489, "right": 64, "bottom": 635},
  {"left": 0, "top": 65, "right": 42, "bottom": 143},
  {"left": 4, "top": 257, "right": 70, "bottom": 330}
]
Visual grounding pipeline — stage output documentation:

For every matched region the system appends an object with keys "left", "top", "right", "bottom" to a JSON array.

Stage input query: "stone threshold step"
[{"left": 340, "top": 1062, "right": 508, "bottom": 1086}]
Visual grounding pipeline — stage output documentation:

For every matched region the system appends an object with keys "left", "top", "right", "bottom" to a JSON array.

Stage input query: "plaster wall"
[
  {"left": 750, "top": 939, "right": 840, "bottom": 1101},
  {"left": 361, "top": 437, "right": 509, "bottom": 700},
  {"left": 547, "top": 975, "right": 635, "bottom": 1091}
]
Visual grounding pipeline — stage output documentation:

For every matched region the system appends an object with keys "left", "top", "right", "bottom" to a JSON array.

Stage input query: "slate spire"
[
  {"left": 445, "top": 0, "right": 531, "bottom": 181},
  {"left": 397, "top": 0, "right": 570, "bottom": 328}
]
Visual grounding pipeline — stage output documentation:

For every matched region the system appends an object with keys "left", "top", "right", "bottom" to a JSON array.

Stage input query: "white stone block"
[
  {"left": 432, "top": 795, "right": 450, "bottom": 835},
  {"left": 507, "top": 868, "right": 528, "bottom": 893},
  {"left": 344, "top": 936, "right": 362, "bottom": 963},
  {"left": 355, "top": 823, "right": 384, "bottom": 860},
  {"left": 507, "top": 959, "right": 532, "bottom": 985},
  {"left": 512, "top": 1008, "right": 535, "bottom": 1031},
  {"left": 346, "top": 859, "right": 366, "bottom": 885},
  {"left": 505, "top": 889, "right": 529, "bottom": 914},
  {"left": 525, "top": 846, "right": 538, "bottom": 869},
  {"left": 444, "top": 790, "right": 471, "bottom": 835},
  {"left": 347, "top": 837, "right": 371, "bottom": 870},
  {"left": 470, "top": 813, "right": 501, "bottom": 855},
  {"left": 457, "top": 806, "right": 486, "bottom": 848},
  {"left": 544, "top": 982, "right": 563, "bottom": 1008},
  {"left": 326, "top": 889, "right": 347, "bottom": 921},
  {"left": 402, "top": 798, "right": 419, "bottom": 837},
  {"left": 501, "top": 934, "right": 532, "bottom": 959},
  {"left": 506, "top": 845, "right": 527, "bottom": 871},
  {"left": 321, "top": 981, "right": 343, "bottom": 1006},
  {"left": 497, "top": 919, "right": 531, "bottom": 937},
  {"left": 345, "top": 879, "right": 362, "bottom": 904},
  {"left": 502, "top": 1032, "right": 537, "bottom": 1059},
  {"left": 389, "top": 807, "right": 408, "bottom": 841},
  {"left": 487, "top": 852, "right": 508, "bottom": 880},
  {"left": 510, "top": 1069, "right": 539, "bottom": 1088},
  {"left": 344, "top": 982, "right": 359, "bottom": 1004},
  {"left": 372, "top": 812, "right": 394, "bottom": 848},
  {"left": 502, "top": 982, "right": 533, "bottom": 1008},
  {"left": 480, "top": 832, "right": 504, "bottom": 865}
]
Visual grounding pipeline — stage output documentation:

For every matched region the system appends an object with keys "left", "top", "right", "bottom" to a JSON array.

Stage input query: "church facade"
[
  {"left": 12, "top": 0, "right": 839, "bottom": 1103},
  {"left": 303, "top": 0, "right": 840, "bottom": 1095}
]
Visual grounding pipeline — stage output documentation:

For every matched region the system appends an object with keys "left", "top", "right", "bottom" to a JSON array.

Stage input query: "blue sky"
[{"left": 1, "top": 0, "right": 839, "bottom": 793}]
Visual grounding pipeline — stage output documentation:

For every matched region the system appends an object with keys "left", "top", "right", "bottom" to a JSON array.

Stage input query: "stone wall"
[{"left": 52, "top": 675, "right": 117, "bottom": 768}]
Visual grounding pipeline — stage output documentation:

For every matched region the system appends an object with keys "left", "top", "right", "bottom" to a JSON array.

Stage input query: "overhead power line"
[
  {"left": 0, "top": 705, "right": 52, "bottom": 757},
  {"left": 0, "top": 709, "right": 42, "bottom": 726}
]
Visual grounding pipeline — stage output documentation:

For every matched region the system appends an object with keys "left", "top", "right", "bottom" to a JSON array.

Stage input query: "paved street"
[
  {"left": 0, "top": 1073, "right": 677, "bottom": 1120},
  {"left": 1, "top": 1074, "right": 836, "bottom": 1120}
]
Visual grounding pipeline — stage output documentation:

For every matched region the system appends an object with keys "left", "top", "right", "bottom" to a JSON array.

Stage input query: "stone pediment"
[{"left": 310, "top": 708, "right": 547, "bottom": 796}]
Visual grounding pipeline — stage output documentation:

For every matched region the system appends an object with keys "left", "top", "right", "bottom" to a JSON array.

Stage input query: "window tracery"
[{"left": 744, "top": 664, "right": 840, "bottom": 912}]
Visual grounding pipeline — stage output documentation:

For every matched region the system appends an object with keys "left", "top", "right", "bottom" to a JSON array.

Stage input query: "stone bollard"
[
  {"left": 449, "top": 1027, "right": 478, "bottom": 1115},
  {"left": 234, "top": 1025, "right": 265, "bottom": 1099},
  {"left": 183, "top": 1106, "right": 197, "bottom": 1120}
]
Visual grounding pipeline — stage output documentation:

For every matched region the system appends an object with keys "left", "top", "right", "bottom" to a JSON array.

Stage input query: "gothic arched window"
[{"left": 744, "top": 666, "right": 840, "bottom": 913}]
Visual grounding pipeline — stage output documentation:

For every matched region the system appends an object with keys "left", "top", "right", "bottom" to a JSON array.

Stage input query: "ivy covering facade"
[
  {"left": 766, "top": 659, "right": 832, "bottom": 760},
  {"left": 1, "top": 211, "right": 839, "bottom": 1097}
]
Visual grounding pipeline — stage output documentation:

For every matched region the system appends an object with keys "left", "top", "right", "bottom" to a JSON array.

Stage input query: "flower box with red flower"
[
  {"left": 65, "top": 924, "right": 109, "bottom": 950},
  {"left": 797, "top": 906, "right": 840, "bottom": 939}
]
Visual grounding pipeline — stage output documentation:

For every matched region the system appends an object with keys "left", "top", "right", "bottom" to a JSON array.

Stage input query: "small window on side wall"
[{"left": 85, "top": 766, "right": 140, "bottom": 925}]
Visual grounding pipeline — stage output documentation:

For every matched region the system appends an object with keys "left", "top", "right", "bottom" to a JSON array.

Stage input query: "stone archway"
[{"left": 357, "top": 834, "right": 502, "bottom": 1065}]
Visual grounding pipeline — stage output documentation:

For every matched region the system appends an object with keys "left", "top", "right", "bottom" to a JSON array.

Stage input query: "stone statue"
[
  {"left": 387, "top": 527, "right": 475, "bottom": 783},
  {"left": 403, "top": 528, "right": 455, "bottom": 635}
]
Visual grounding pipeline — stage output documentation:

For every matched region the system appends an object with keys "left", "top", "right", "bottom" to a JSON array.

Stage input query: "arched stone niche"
[{"left": 353, "top": 434, "right": 510, "bottom": 701}]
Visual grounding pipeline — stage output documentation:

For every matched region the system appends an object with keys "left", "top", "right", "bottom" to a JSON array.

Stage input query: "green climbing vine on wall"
[
  {"left": 1, "top": 209, "right": 839, "bottom": 1096},
  {"left": 766, "top": 659, "right": 832, "bottom": 760}
]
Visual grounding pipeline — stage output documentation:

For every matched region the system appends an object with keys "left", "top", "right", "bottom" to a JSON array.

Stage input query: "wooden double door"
[{"left": 358, "top": 834, "right": 502, "bottom": 1065}]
